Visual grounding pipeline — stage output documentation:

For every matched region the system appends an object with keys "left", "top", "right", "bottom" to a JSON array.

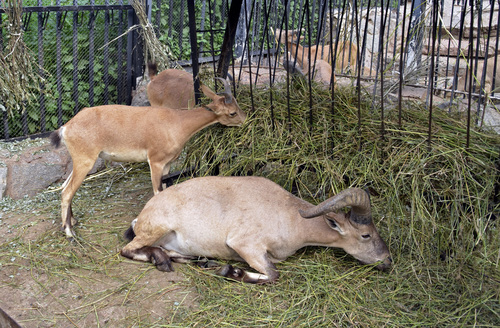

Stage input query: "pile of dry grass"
[
  {"left": 176, "top": 78, "right": 499, "bottom": 326},
  {"left": 0, "top": 0, "right": 46, "bottom": 117}
]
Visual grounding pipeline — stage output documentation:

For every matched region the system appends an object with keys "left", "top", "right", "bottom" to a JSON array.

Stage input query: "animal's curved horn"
[
  {"left": 299, "top": 188, "right": 372, "bottom": 225},
  {"left": 215, "top": 77, "right": 233, "bottom": 104}
]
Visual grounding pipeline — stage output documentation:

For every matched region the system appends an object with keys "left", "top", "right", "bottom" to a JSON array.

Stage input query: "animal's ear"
[
  {"left": 325, "top": 216, "right": 345, "bottom": 235},
  {"left": 201, "top": 84, "right": 219, "bottom": 101}
]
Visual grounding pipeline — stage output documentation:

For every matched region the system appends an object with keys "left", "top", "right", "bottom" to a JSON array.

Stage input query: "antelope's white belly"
[{"left": 99, "top": 150, "right": 148, "bottom": 162}]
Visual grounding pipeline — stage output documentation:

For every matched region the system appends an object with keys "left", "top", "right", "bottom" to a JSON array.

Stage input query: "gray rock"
[{"left": 0, "top": 138, "right": 106, "bottom": 200}]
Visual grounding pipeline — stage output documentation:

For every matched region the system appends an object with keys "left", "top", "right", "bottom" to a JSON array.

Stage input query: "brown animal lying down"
[
  {"left": 121, "top": 176, "right": 392, "bottom": 284},
  {"left": 274, "top": 27, "right": 360, "bottom": 85},
  {"left": 456, "top": 55, "right": 500, "bottom": 96}
]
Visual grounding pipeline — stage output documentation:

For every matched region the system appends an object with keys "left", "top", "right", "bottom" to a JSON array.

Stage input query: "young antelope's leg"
[
  {"left": 148, "top": 156, "right": 173, "bottom": 194},
  {"left": 60, "top": 159, "right": 96, "bottom": 238}
]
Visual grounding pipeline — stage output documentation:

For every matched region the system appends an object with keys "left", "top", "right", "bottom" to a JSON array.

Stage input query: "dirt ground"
[{"left": 0, "top": 166, "right": 200, "bottom": 327}]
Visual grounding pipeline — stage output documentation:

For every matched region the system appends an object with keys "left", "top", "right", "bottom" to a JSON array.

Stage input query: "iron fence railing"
[
  {"left": 1, "top": 0, "right": 499, "bottom": 141},
  {"left": 1, "top": 1, "right": 142, "bottom": 140}
]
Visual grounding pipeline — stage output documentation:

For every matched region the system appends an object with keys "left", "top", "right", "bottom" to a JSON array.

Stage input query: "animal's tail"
[
  {"left": 49, "top": 129, "right": 62, "bottom": 148},
  {"left": 148, "top": 62, "right": 158, "bottom": 80},
  {"left": 124, "top": 218, "right": 138, "bottom": 241}
]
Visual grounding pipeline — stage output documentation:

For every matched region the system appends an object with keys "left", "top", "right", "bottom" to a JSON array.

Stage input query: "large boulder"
[{"left": 0, "top": 138, "right": 104, "bottom": 199}]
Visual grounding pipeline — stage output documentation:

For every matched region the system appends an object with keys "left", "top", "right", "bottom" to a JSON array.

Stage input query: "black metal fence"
[
  {"left": 1, "top": 0, "right": 499, "bottom": 141},
  {"left": 0, "top": 1, "right": 142, "bottom": 139}
]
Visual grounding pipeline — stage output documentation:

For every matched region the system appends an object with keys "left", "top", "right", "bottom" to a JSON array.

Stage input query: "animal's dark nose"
[{"left": 376, "top": 257, "right": 393, "bottom": 272}]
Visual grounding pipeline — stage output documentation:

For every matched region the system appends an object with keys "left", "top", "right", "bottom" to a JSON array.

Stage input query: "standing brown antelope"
[
  {"left": 50, "top": 78, "right": 246, "bottom": 239},
  {"left": 121, "top": 176, "right": 392, "bottom": 284}
]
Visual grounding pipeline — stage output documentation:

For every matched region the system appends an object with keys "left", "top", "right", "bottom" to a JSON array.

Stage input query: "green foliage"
[{"left": 2, "top": 4, "right": 126, "bottom": 138}]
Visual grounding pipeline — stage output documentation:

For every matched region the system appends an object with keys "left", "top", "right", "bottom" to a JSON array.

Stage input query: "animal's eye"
[
  {"left": 229, "top": 112, "right": 237, "bottom": 117},
  {"left": 361, "top": 234, "right": 371, "bottom": 239},
  {"left": 327, "top": 218, "right": 337, "bottom": 228}
]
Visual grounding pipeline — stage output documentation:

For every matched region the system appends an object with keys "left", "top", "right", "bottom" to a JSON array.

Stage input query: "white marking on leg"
[
  {"left": 65, "top": 225, "right": 74, "bottom": 238},
  {"left": 244, "top": 271, "right": 269, "bottom": 282}
]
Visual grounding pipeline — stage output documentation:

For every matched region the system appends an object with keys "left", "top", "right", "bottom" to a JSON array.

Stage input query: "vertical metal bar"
[
  {"left": 117, "top": 1, "right": 124, "bottom": 103},
  {"left": 187, "top": 0, "right": 201, "bottom": 104},
  {"left": 380, "top": 0, "right": 388, "bottom": 141},
  {"left": 352, "top": 0, "right": 364, "bottom": 149},
  {"left": 491, "top": 4, "right": 500, "bottom": 98},
  {"left": 262, "top": 0, "right": 276, "bottom": 131},
  {"left": 168, "top": 0, "right": 173, "bottom": 39},
  {"left": 216, "top": 0, "right": 243, "bottom": 78},
  {"left": 406, "top": 0, "right": 426, "bottom": 73},
  {"left": 0, "top": 10, "right": 3, "bottom": 51},
  {"left": 449, "top": 0, "right": 468, "bottom": 108},
  {"left": 1, "top": 110, "right": 8, "bottom": 139},
  {"left": 433, "top": 0, "right": 444, "bottom": 92},
  {"left": 371, "top": 0, "right": 391, "bottom": 114},
  {"left": 154, "top": 0, "right": 161, "bottom": 38},
  {"left": 56, "top": 0, "right": 63, "bottom": 126},
  {"left": 0, "top": 12, "right": 8, "bottom": 138},
  {"left": 235, "top": 0, "right": 248, "bottom": 62},
  {"left": 179, "top": 0, "right": 185, "bottom": 58},
  {"left": 0, "top": 9, "right": 9, "bottom": 138},
  {"left": 443, "top": 0, "right": 454, "bottom": 95},
  {"left": 328, "top": 0, "right": 335, "bottom": 150},
  {"left": 104, "top": 1, "right": 110, "bottom": 104},
  {"left": 472, "top": 0, "right": 483, "bottom": 97},
  {"left": 236, "top": 0, "right": 250, "bottom": 83},
  {"left": 38, "top": 0, "right": 46, "bottom": 131},
  {"left": 88, "top": 2, "right": 96, "bottom": 107},
  {"left": 242, "top": 0, "right": 255, "bottom": 111},
  {"left": 208, "top": 0, "right": 217, "bottom": 74},
  {"left": 466, "top": 0, "right": 473, "bottom": 150},
  {"left": 397, "top": 0, "right": 408, "bottom": 128},
  {"left": 427, "top": 0, "right": 438, "bottom": 150},
  {"left": 199, "top": 0, "right": 207, "bottom": 56},
  {"left": 127, "top": 2, "right": 135, "bottom": 104},
  {"left": 72, "top": 0, "right": 79, "bottom": 115},
  {"left": 478, "top": 0, "right": 495, "bottom": 125}
]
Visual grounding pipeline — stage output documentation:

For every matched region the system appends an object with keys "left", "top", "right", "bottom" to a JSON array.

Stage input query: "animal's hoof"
[
  {"left": 216, "top": 264, "right": 233, "bottom": 277},
  {"left": 196, "top": 260, "right": 220, "bottom": 269},
  {"left": 215, "top": 264, "right": 245, "bottom": 281},
  {"left": 156, "top": 261, "right": 174, "bottom": 272}
]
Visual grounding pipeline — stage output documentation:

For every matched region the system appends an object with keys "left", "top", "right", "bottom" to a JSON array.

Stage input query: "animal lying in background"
[
  {"left": 274, "top": 28, "right": 334, "bottom": 85},
  {"left": 121, "top": 176, "right": 392, "bottom": 284},
  {"left": 147, "top": 63, "right": 196, "bottom": 109},
  {"left": 456, "top": 55, "right": 500, "bottom": 96},
  {"left": 274, "top": 28, "right": 357, "bottom": 79},
  {"left": 50, "top": 78, "right": 246, "bottom": 239},
  {"left": 282, "top": 56, "right": 334, "bottom": 85}
]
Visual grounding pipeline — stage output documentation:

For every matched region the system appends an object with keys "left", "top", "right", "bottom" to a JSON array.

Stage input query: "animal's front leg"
[
  {"left": 121, "top": 240, "right": 173, "bottom": 272},
  {"left": 218, "top": 242, "right": 279, "bottom": 284}
]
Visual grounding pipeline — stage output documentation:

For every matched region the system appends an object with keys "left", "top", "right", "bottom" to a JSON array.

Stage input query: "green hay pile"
[{"left": 175, "top": 78, "right": 500, "bottom": 326}]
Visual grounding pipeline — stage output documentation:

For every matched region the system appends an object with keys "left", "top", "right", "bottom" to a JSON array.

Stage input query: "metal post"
[
  {"left": 405, "top": 0, "right": 426, "bottom": 77},
  {"left": 216, "top": 0, "right": 244, "bottom": 78},
  {"left": 234, "top": 0, "right": 250, "bottom": 62},
  {"left": 187, "top": 0, "right": 201, "bottom": 105}
]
